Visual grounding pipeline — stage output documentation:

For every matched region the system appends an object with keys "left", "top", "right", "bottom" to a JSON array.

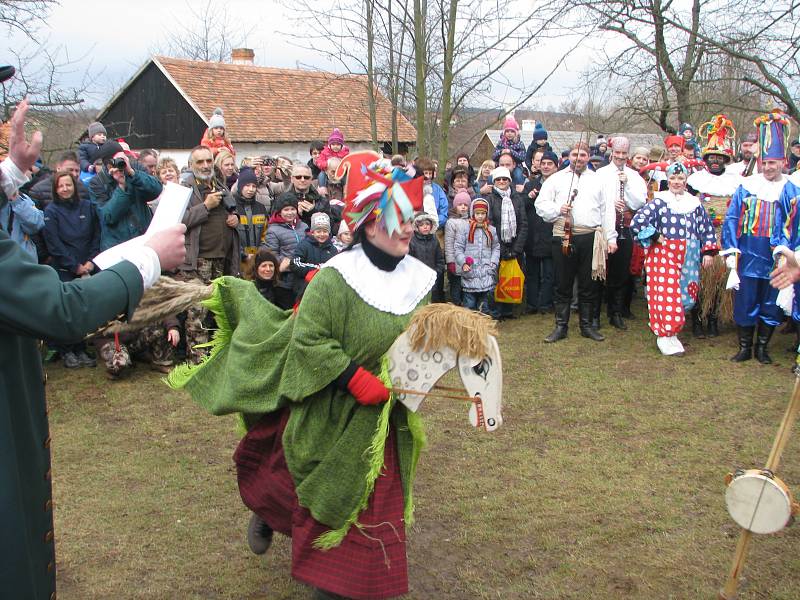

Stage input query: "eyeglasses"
[
  {"left": 494, "top": 177, "right": 511, "bottom": 182},
  {"left": 293, "top": 175, "right": 312, "bottom": 180}
]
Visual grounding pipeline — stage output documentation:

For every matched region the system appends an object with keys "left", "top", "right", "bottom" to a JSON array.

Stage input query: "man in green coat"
[{"left": 0, "top": 89, "right": 187, "bottom": 600}]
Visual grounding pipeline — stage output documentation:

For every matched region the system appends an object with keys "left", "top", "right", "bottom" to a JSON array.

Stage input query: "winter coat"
[
  {"left": 487, "top": 188, "right": 528, "bottom": 259},
  {"left": 316, "top": 144, "right": 350, "bottom": 171},
  {"left": 307, "top": 157, "right": 321, "bottom": 180},
  {"left": 200, "top": 130, "right": 235, "bottom": 156},
  {"left": 0, "top": 192, "right": 44, "bottom": 260},
  {"left": 235, "top": 193, "right": 269, "bottom": 256},
  {"left": 454, "top": 222, "right": 500, "bottom": 292},
  {"left": 97, "top": 169, "right": 162, "bottom": 250},
  {"left": 78, "top": 141, "right": 101, "bottom": 172},
  {"left": 492, "top": 137, "right": 527, "bottom": 167},
  {"left": 255, "top": 279, "right": 276, "bottom": 303},
  {"left": 444, "top": 214, "right": 469, "bottom": 266},
  {"left": 521, "top": 176, "right": 553, "bottom": 257},
  {"left": 265, "top": 216, "right": 309, "bottom": 290},
  {"left": 424, "top": 180, "right": 449, "bottom": 228},
  {"left": 291, "top": 234, "right": 338, "bottom": 293},
  {"left": 42, "top": 197, "right": 101, "bottom": 276},
  {"left": 409, "top": 231, "right": 445, "bottom": 275},
  {"left": 28, "top": 174, "right": 91, "bottom": 209}
]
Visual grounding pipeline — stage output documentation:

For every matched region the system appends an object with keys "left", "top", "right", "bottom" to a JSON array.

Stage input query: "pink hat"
[
  {"left": 453, "top": 191, "right": 471, "bottom": 208},
  {"left": 328, "top": 128, "right": 345, "bottom": 145},
  {"left": 502, "top": 116, "right": 519, "bottom": 133}
]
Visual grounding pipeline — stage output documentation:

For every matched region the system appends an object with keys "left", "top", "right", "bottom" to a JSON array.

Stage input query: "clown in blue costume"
[{"left": 722, "top": 110, "right": 792, "bottom": 364}]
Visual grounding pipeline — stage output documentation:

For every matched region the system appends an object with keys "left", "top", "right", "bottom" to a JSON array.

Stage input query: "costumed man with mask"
[
  {"left": 686, "top": 114, "right": 743, "bottom": 339},
  {"left": 723, "top": 110, "right": 792, "bottom": 364},
  {"left": 595, "top": 136, "right": 647, "bottom": 330},
  {"left": 0, "top": 82, "right": 186, "bottom": 600},
  {"left": 536, "top": 141, "right": 618, "bottom": 343}
]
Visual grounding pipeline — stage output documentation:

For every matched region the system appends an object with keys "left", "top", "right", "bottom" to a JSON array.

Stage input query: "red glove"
[
  {"left": 447, "top": 262, "right": 456, "bottom": 274},
  {"left": 347, "top": 367, "right": 390, "bottom": 405}
]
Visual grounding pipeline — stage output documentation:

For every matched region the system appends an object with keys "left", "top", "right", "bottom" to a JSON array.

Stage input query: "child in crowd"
[
  {"left": 291, "top": 212, "right": 338, "bottom": 298},
  {"left": 474, "top": 159, "right": 496, "bottom": 196},
  {"left": 200, "top": 108, "right": 236, "bottom": 157},
  {"left": 454, "top": 198, "right": 500, "bottom": 312},
  {"left": 321, "top": 157, "right": 345, "bottom": 204},
  {"left": 409, "top": 212, "right": 445, "bottom": 302},
  {"left": 492, "top": 116, "right": 526, "bottom": 186},
  {"left": 307, "top": 141, "right": 324, "bottom": 180},
  {"left": 416, "top": 157, "right": 448, "bottom": 229},
  {"left": 78, "top": 122, "right": 107, "bottom": 173},
  {"left": 253, "top": 247, "right": 281, "bottom": 304},
  {"left": 333, "top": 219, "right": 353, "bottom": 251},
  {"left": 316, "top": 128, "right": 350, "bottom": 189},
  {"left": 445, "top": 192, "right": 472, "bottom": 306},
  {"left": 265, "top": 197, "right": 309, "bottom": 309}
]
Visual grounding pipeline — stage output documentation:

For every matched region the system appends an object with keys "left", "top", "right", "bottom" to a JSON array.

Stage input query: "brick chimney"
[{"left": 231, "top": 48, "right": 255, "bottom": 65}]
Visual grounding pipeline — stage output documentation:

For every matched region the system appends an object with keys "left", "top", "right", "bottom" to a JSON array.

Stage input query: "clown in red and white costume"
[{"left": 630, "top": 162, "right": 719, "bottom": 355}]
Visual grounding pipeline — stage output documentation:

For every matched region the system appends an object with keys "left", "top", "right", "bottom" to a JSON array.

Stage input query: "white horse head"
[{"left": 386, "top": 304, "right": 503, "bottom": 432}]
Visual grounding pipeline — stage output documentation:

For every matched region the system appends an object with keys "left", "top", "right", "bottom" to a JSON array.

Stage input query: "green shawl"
[{"left": 168, "top": 269, "right": 426, "bottom": 547}]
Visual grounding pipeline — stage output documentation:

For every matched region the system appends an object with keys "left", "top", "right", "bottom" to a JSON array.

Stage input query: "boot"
[
  {"left": 544, "top": 303, "right": 570, "bottom": 343},
  {"left": 609, "top": 289, "right": 627, "bottom": 330},
  {"left": 592, "top": 300, "right": 602, "bottom": 330},
  {"left": 754, "top": 321, "right": 776, "bottom": 364},
  {"left": 247, "top": 512, "right": 274, "bottom": 555},
  {"left": 579, "top": 303, "right": 605, "bottom": 341},
  {"left": 609, "top": 313, "right": 627, "bottom": 330},
  {"left": 706, "top": 314, "right": 719, "bottom": 338},
  {"left": 730, "top": 325, "right": 755, "bottom": 362},
  {"left": 691, "top": 308, "right": 706, "bottom": 339}
]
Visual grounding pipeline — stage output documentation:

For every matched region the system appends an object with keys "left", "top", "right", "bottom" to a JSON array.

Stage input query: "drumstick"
[{"left": 719, "top": 375, "right": 800, "bottom": 599}]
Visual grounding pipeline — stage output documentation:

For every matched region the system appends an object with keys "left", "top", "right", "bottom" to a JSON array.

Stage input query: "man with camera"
[{"left": 179, "top": 145, "right": 241, "bottom": 363}]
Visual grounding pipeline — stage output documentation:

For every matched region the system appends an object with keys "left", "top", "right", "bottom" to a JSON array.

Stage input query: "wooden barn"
[{"left": 95, "top": 50, "right": 417, "bottom": 167}]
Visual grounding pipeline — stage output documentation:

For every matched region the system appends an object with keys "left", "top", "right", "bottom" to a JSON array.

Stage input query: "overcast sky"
[{"left": 4, "top": 0, "right": 594, "bottom": 113}]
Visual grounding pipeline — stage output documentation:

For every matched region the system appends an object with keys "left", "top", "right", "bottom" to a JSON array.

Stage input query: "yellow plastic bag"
[{"left": 494, "top": 258, "right": 525, "bottom": 304}]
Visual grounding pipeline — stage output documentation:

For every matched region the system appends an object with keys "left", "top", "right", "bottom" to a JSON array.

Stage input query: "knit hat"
[
  {"left": 0, "top": 64, "right": 14, "bottom": 83},
  {"left": 609, "top": 136, "right": 630, "bottom": 152},
  {"left": 237, "top": 167, "right": 258, "bottom": 190},
  {"left": 255, "top": 247, "right": 279, "bottom": 271},
  {"left": 272, "top": 193, "right": 299, "bottom": 214},
  {"left": 453, "top": 191, "right": 471, "bottom": 209},
  {"left": 328, "top": 128, "right": 345, "bottom": 145},
  {"left": 471, "top": 198, "right": 489, "bottom": 216},
  {"left": 540, "top": 150, "right": 559, "bottom": 165},
  {"left": 310, "top": 211, "right": 331, "bottom": 232},
  {"left": 679, "top": 122, "right": 694, "bottom": 135},
  {"left": 209, "top": 108, "right": 226, "bottom": 130},
  {"left": 502, "top": 116, "right": 519, "bottom": 133},
  {"left": 533, "top": 123, "right": 548, "bottom": 141},
  {"left": 414, "top": 212, "right": 436, "bottom": 229},
  {"left": 88, "top": 121, "right": 106, "bottom": 138},
  {"left": 664, "top": 134, "right": 685, "bottom": 149},
  {"left": 491, "top": 166, "right": 511, "bottom": 181},
  {"left": 596, "top": 134, "right": 606, "bottom": 146}
]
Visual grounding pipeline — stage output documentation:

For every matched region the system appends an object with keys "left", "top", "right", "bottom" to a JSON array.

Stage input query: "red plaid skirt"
[{"left": 234, "top": 408, "right": 409, "bottom": 599}]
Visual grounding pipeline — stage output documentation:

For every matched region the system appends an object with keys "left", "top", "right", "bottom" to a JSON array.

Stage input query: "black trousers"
[
  {"left": 552, "top": 233, "right": 598, "bottom": 305},
  {"left": 604, "top": 234, "right": 633, "bottom": 315}
]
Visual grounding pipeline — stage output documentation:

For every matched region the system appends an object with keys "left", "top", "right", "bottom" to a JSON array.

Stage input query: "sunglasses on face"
[
  {"left": 293, "top": 175, "right": 312, "bottom": 180},
  {"left": 494, "top": 177, "right": 510, "bottom": 182}
]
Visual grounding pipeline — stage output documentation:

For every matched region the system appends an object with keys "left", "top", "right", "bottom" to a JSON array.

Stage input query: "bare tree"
[{"left": 0, "top": 0, "right": 56, "bottom": 37}]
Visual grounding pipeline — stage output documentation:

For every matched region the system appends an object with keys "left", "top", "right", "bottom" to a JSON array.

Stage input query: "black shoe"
[
  {"left": 579, "top": 304, "right": 604, "bottom": 342},
  {"left": 76, "top": 350, "right": 96, "bottom": 368},
  {"left": 706, "top": 317, "right": 719, "bottom": 338},
  {"left": 609, "top": 314, "right": 627, "bottom": 330},
  {"left": 544, "top": 303, "right": 570, "bottom": 343},
  {"left": 247, "top": 512, "right": 273, "bottom": 555},
  {"left": 545, "top": 325, "right": 568, "bottom": 343},
  {"left": 731, "top": 325, "right": 755, "bottom": 362},
  {"left": 691, "top": 309, "right": 706, "bottom": 339},
  {"left": 754, "top": 322, "right": 776, "bottom": 364},
  {"left": 63, "top": 351, "right": 80, "bottom": 369}
]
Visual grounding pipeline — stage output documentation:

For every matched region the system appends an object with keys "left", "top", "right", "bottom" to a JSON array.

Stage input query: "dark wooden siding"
[{"left": 99, "top": 62, "right": 206, "bottom": 149}]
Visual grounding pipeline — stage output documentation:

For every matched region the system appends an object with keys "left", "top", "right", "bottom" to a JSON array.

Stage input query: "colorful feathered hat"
[
  {"left": 754, "top": 109, "right": 791, "bottom": 161},
  {"left": 334, "top": 150, "right": 423, "bottom": 235},
  {"left": 698, "top": 114, "right": 736, "bottom": 160}
]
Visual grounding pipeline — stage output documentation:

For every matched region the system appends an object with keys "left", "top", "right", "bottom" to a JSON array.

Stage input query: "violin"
[{"left": 562, "top": 188, "right": 578, "bottom": 256}]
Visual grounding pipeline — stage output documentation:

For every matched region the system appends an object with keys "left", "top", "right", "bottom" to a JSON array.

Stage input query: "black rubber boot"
[
  {"left": 730, "top": 325, "right": 755, "bottom": 362},
  {"left": 691, "top": 308, "right": 706, "bottom": 339},
  {"left": 592, "top": 299, "right": 602, "bottom": 330},
  {"left": 579, "top": 303, "right": 605, "bottom": 341},
  {"left": 609, "top": 313, "right": 627, "bottom": 330},
  {"left": 754, "top": 321, "right": 776, "bottom": 364},
  {"left": 544, "top": 303, "right": 570, "bottom": 343},
  {"left": 706, "top": 313, "right": 719, "bottom": 338},
  {"left": 609, "top": 289, "right": 627, "bottom": 330}
]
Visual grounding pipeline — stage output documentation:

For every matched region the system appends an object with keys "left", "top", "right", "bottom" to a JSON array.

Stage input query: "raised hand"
[{"left": 8, "top": 98, "right": 43, "bottom": 173}]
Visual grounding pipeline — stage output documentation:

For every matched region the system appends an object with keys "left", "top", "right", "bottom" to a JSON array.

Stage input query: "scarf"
[
  {"left": 494, "top": 187, "right": 517, "bottom": 243},
  {"left": 268, "top": 212, "right": 298, "bottom": 226},
  {"left": 468, "top": 219, "right": 493, "bottom": 247}
]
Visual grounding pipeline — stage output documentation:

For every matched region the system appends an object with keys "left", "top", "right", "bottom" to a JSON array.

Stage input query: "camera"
[
  {"left": 110, "top": 157, "right": 127, "bottom": 171},
  {"left": 222, "top": 191, "right": 237, "bottom": 213}
]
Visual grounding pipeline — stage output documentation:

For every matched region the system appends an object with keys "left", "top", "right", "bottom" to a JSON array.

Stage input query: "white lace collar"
[
  {"left": 687, "top": 169, "right": 742, "bottom": 197},
  {"left": 740, "top": 173, "right": 788, "bottom": 202},
  {"left": 656, "top": 191, "right": 700, "bottom": 214},
  {"left": 322, "top": 244, "right": 437, "bottom": 315}
]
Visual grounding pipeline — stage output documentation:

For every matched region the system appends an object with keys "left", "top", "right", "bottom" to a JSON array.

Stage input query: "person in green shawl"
[{"left": 170, "top": 153, "right": 433, "bottom": 599}]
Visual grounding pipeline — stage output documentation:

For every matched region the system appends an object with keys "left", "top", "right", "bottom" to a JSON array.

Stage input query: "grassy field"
[{"left": 48, "top": 305, "right": 800, "bottom": 599}]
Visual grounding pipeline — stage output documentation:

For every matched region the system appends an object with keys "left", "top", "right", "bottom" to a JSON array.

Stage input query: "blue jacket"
[
  {"left": 431, "top": 182, "right": 448, "bottom": 227},
  {"left": 97, "top": 169, "right": 162, "bottom": 250},
  {"left": 723, "top": 181, "right": 780, "bottom": 279},
  {"left": 43, "top": 198, "right": 101, "bottom": 275},
  {"left": 78, "top": 141, "right": 101, "bottom": 172},
  {"left": 0, "top": 193, "right": 44, "bottom": 260}
]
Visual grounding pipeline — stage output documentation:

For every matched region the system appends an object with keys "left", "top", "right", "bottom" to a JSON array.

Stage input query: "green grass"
[{"left": 48, "top": 308, "right": 800, "bottom": 599}]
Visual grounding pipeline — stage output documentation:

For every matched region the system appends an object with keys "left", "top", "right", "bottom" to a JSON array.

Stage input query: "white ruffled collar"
[
  {"left": 739, "top": 173, "right": 788, "bottom": 202},
  {"left": 687, "top": 169, "right": 742, "bottom": 197},
  {"left": 322, "top": 244, "right": 437, "bottom": 315},
  {"left": 655, "top": 191, "right": 700, "bottom": 214}
]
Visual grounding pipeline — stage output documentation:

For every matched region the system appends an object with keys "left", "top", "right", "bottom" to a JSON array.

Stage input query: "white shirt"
[
  {"left": 595, "top": 163, "right": 647, "bottom": 212},
  {"left": 535, "top": 167, "right": 618, "bottom": 242},
  {"left": 728, "top": 160, "right": 759, "bottom": 177},
  {"left": 687, "top": 168, "right": 742, "bottom": 197}
]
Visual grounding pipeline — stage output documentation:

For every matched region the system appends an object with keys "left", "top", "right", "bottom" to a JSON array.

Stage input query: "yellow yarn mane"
[{"left": 406, "top": 303, "right": 497, "bottom": 359}]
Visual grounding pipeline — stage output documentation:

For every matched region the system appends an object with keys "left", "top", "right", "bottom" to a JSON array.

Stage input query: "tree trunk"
[
  {"left": 365, "top": 0, "right": 378, "bottom": 148},
  {"left": 436, "top": 0, "right": 458, "bottom": 183},
  {"left": 413, "top": 0, "right": 428, "bottom": 156}
]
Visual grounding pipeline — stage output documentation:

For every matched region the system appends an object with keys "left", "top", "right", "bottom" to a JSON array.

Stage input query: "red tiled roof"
[{"left": 155, "top": 56, "right": 417, "bottom": 144}]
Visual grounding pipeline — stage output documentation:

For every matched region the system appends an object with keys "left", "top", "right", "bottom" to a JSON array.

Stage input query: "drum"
[{"left": 725, "top": 469, "right": 799, "bottom": 534}]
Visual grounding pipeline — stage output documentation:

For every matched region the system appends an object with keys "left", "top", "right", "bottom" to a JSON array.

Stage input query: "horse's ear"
[{"left": 337, "top": 150, "right": 381, "bottom": 204}]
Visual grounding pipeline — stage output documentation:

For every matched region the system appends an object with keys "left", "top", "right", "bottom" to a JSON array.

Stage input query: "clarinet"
[
  {"left": 743, "top": 155, "right": 756, "bottom": 177},
  {"left": 562, "top": 188, "right": 578, "bottom": 256}
]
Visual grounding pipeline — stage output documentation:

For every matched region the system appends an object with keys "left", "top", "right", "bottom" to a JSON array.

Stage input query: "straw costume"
[{"left": 168, "top": 152, "right": 435, "bottom": 599}]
